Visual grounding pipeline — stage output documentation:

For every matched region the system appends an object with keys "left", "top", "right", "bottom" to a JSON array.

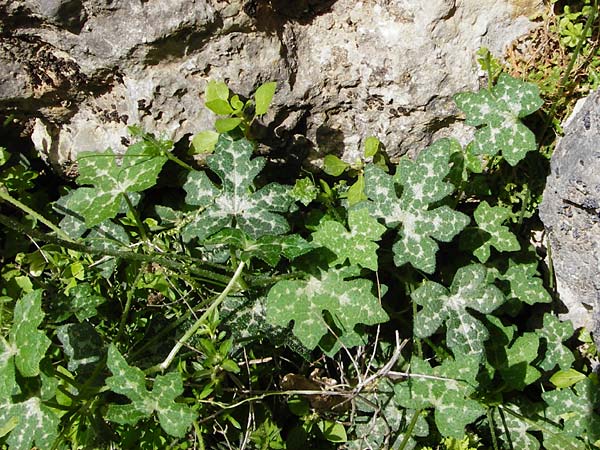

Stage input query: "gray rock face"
[
  {"left": 539, "top": 90, "right": 600, "bottom": 345},
  {"left": 1, "top": 0, "right": 543, "bottom": 174}
]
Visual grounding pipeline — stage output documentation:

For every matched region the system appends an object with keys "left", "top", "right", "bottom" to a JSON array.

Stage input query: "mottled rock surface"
[
  {"left": 539, "top": 90, "right": 600, "bottom": 345},
  {"left": 1, "top": 0, "right": 543, "bottom": 174}
]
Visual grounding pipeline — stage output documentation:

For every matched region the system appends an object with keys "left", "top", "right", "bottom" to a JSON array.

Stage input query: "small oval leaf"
[
  {"left": 550, "top": 369, "right": 586, "bottom": 388},
  {"left": 215, "top": 118, "right": 243, "bottom": 133},
  {"left": 205, "top": 99, "right": 234, "bottom": 115},
  {"left": 254, "top": 81, "right": 277, "bottom": 116},
  {"left": 323, "top": 155, "right": 349, "bottom": 176}
]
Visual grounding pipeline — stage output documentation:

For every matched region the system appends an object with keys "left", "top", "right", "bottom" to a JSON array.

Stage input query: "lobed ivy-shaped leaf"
[
  {"left": 0, "top": 397, "right": 59, "bottom": 450},
  {"left": 499, "top": 332, "right": 541, "bottom": 390},
  {"left": 265, "top": 266, "right": 389, "bottom": 353},
  {"left": 182, "top": 135, "right": 291, "bottom": 241},
  {"left": 542, "top": 378, "right": 600, "bottom": 445},
  {"left": 538, "top": 313, "right": 575, "bottom": 371},
  {"left": 364, "top": 138, "right": 469, "bottom": 273},
  {"left": 454, "top": 73, "right": 543, "bottom": 166},
  {"left": 64, "top": 138, "right": 170, "bottom": 227},
  {"left": 394, "top": 356, "right": 485, "bottom": 438},
  {"left": 311, "top": 208, "right": 385, "bottom": 271},
  {"left": 205, "top": 228, "right": 313, "bottom": 267},
  {"left": 491, "top": 257, "right": 552, "bottom": 305},
  {"left": 461, "top": 201, "right": 520, "bottom": 263},
  {"left": 0, "top": 290, "right": 51, "bottom": 398},
  {"left": 412, "top": 264, "right": 504, "bottom": 358},
  {"left": 105, "top": 345, "right": 196, "bottom": 437},
  {"left": 56, "top": 322, "right": 104, "bottom": 372}
]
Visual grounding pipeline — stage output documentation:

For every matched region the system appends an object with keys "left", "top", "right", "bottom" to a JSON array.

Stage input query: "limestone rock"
[
  {"left": 539, "top": 89, "right": 600, "bottom": 346},
  {"left": 0, "top": 0, "right": 543, "bottom": 174}
]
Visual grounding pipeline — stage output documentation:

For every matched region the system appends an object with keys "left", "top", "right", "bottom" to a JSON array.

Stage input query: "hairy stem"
[
  {"left": 0, "top": 187, "right": 74, "bottom": 242},
  {"left": 146, "top": 260, "right": 245, "bottom": 374}
]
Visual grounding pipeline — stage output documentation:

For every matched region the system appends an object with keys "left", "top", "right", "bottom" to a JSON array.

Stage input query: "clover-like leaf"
[
  {"left": 63, "top": 137, "right": 169, "bottom": 227},
  {"left": 412, "top": 264, "right": 504, "bottom": 357},
  {"left": 312, "top": 208, "right": 385, "bottom": 271},
  {"left": 265, "top": 267, "right": 389, "bottom": 353},
  {"left": 0, "top": 397, "right": 59, "bottom": 450},
  {"left": 182, "top": 135, "right": 291, "bottom": 241},
  {"left": 365, "top": 139, "right": 469, "bottom": 273},
  {"left": 461, "top": 201, "right": 520, "bottom": 262},
  {"left": 537, "top": 314, "right": 575, "bottom": 371},
  {"left": 454, "top": 73, "right": 543, "bottom": 166},
  {"left": 105, "top": 345, "right": 196, "bottom": 437},
  {"left": 290, "top": 177, "right": 319, "bottom": 206},
  {"left": 394, "top": 356, "right": 485, "bottom": 438}
]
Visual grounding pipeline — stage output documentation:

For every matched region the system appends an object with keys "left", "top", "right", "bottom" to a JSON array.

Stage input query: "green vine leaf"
[
  {"left": 265, "top": 266, "right": 389, "bottom": 353},
  {"left": 542, "top": 378, "right": 600, "bottom": 445},
  {"left": 538, "top": 313, "right": 575, "bottom": 371},
  {"left": 0, "top": 290, "right": 51, "bottom": 381},
  {"left": 461, "top": 201, "right": 520, "bottom": 262},
  {"left": 56, "top": 322, "right": 104, "bottom": 372},
  {"left": 311, "top": 208, "right": 385, "bottom": 271},
  {"left": 364, "top": 138, "right": 469, "bottom": 273},
  {"left": 205, "top": 228, "right": 313, "bottom": 266},
  {"left": 499, "top": 332, "right": 541, "bottom": 390},
  {"left": 105, "top": 345, "right": 196, "bottom": 437},
  {"left": 290, "top": 177, "right": 319, "bottom": 206},
  {"left": 412, "top": 264, "right": 505, "bottom": 358},
  {"left": 454, "top": 73, "right": 543, "bottom": 166},
  {"left": 63, "top": 137, "right": 169, "bottom": 227},
  {"left": 0, "top": 397, "right": 60, "bottom": 450},
  {"left": 491, "top": 257, "right": 552, "bottom": 305},
  {"left": 394, "top": 356, "right": 485, "bottom": 438},
  {"left": 182, "top": 135, "right": 291, "bottom": 241}
]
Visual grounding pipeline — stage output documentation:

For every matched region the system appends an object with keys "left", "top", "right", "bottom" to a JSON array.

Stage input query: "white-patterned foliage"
[
  {"left": 265, "top": 266, "right": 388, "bottom": 353},
  {"left": 454, "top": 73, "right": 543, "bottom": 166},
  {"left": 394, "top": 356, "right": 485, "bottom": 438},
  {"left": 64, "top": 138, "right": 169, "bottom": 226},
  {"left": 182, "top": 135, "right": 291, "bottom": 241},
  {"left": 311, "top": 208, "right": 385, "bottom": 271},
  {"left": 491, "top": 257, "right": 552, "bottom": 305},
  {"left": 0, "top": 290, "right": 57, "bottom": 450},
  {"left": 412, "top": 264, "right": 504, "bottom": 358},
  {"left": 461, "top": 201, "right": 520, "bottom": 262},
  {"left": 538, "top": 313, "right": 575, "bottom": 371},
  {"left": 105, "top": 345, "right": 196, "bottom": 437},
  {"left": 364, "top": 138, "right": 469, "bottom": 273}
]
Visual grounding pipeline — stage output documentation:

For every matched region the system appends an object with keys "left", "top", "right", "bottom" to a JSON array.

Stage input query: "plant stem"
[
  {"left": 115, "top": 267, "right": 143, "bottom": 342},
  {"left": 540, "top": 0, "right": 598, "bottom": 142},
  {"left": 397, "top": 408, "right": 422, "bottom": 450},
  {"left": 123, "top": 193, "right": 149, "bottom": 242},
  {"left": 488, "top": 407, "right": 500, "bottom": 450},
  {"left": 146, "top": 260, "right": 245, "bottom": 374},
  {"left": 166, "top": 152, "right": 195, "bottom": 171},
  {"left": 0, "top": 187, "right": 74, "bottom": 242},
  {"left": 0, "top": 212, "right": 231, "bottom": 286}
]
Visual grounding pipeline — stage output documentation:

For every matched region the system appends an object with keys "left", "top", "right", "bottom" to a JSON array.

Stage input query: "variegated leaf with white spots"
[
  {"left": 490, "top": 257, "right": 552, "bottom": 305},
  {"left": 62, "top": 137, "right": 170, "bottom": 227},
  {"left": 265, "top": 266, "right": 389, "bottom": 353},
  {"left": 454, "top": 73, "right": 543, "bottom": 166},
  {"left": 311, "top": 208, "right": 385, "bottom": 271},
  {"left": 182, "top": 135, "right": 291, "bottom": 241},
  {"left": 205, "top": 228, "right": 313, "bottom": 266},
  {"left": 364, "top": 139, "right": 469, "bottom": 273},
  {"left": 542, "top": 378, "right": 600, "bottom": 445},
  {"left": 499, "top": 332, "right": 541, "bottom": 390},
  {"left": 538, "top": 313, "right": 575, "bottom": 371},
  {"left": 393, "top": 356, "right": 485, "bottom": 438},
  {"left": 412, "top": 264, "right": 504, "bottom": 358},
  {"left": 105, "top": 345, "right": 196, "bottom": 437},
  {"left": 460, "top": 201, "right": 520, "bottom": 262},
  {"left": 0, "top": 397, "right": 59, "bottom": 450},
  {"left": 2, "top": 290, "right": 51, "bottom": 379}
]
